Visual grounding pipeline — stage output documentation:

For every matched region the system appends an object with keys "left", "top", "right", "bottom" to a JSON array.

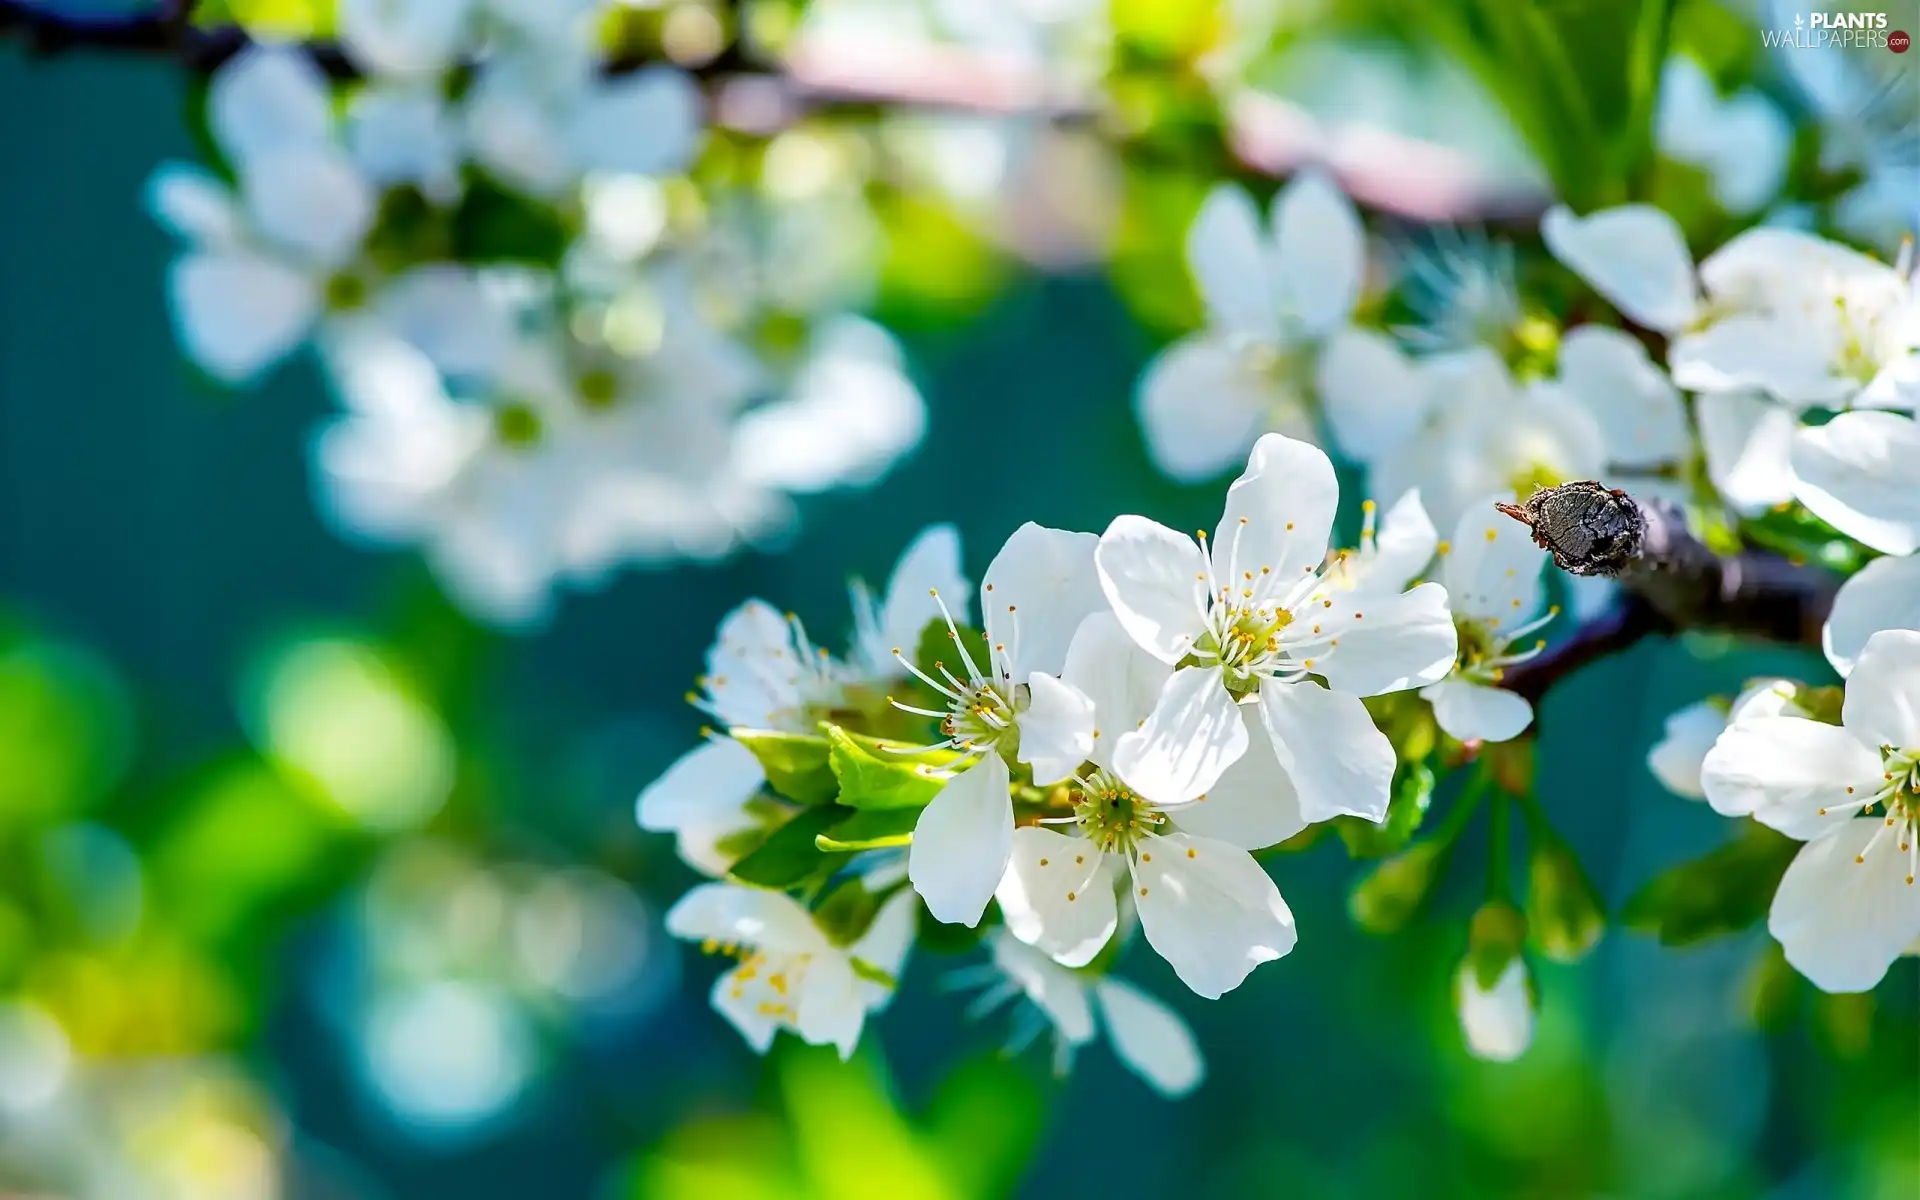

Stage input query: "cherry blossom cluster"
[
  {"left": 636, "top": 433, "right": 1592, "bottom": 1087},
  {"left": 147, "top": 16, "right": 926, "bottom": 626}
]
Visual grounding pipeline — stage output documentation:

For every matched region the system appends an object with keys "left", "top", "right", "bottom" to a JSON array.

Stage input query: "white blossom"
[
  {"left": 900, "top": 524, "right": 1105, "bottom": 927},
  {"left": 1457, "top": 959, "right": 1534, "bottom": 1062},
  {"left": 665, "top": 883, "right": 917, "bottom": 1059},
  {"left": 1136, "top": 174, "right": 1364, "bottom": 481},
  {"left": 641, "top": 531, "right": 965, "bottom": 873},
  {"left": 1825, "top": 552, "right": 1920, "bottom": 678},
  {"left": 1648, "top": 680, "right": 1804, "bottom": 800},
  {"left": 969, "top": 931, "right": 1204, "bottom": 1097},
  {"left": 1419, "top": 503, "right": 1555, "bottom": 744},
  {"left": 1790, "top": 410, "right": 1920, "bottom": 557},
  {"left": 1700, "top": 629, "right": 1920, "bottom": 991},
  {"left": 1096, "top": 433, "right": 1455, "bottom": 816},
  {"left": 148, "top": 48, "right": 375, "bottom": 385},
  {"left": 1654, "top": 56, "right": 1791, "bottom": 215},
  {"left": 994, "top": 612, "right": 1301, "bottom": 998}
]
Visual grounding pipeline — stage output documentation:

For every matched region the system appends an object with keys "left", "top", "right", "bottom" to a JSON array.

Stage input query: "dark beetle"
[{"left": 1494, "top": 481, "right": 1645, "bottom": 577}]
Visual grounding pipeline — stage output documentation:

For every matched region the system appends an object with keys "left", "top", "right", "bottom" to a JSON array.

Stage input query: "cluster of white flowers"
[
  {"left": 148, "top": 27, "right": 927, "bottom": 627},
  {"left": 636, "top": 432, "right": 1587, "bottom": 1086}
]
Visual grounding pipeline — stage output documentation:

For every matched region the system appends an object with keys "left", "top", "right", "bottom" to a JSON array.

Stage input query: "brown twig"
[{"left": 1499, "top": 483, "right": 1838, "bottom": 701}]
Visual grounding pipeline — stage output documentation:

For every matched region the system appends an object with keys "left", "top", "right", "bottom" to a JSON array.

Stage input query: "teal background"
[{"left": 2, "top": 40, "right": 1914, "bottom": 1200}]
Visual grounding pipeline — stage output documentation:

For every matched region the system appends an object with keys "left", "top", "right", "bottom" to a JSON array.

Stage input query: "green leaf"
[
  {"left": 452, "top": 174, "right": 573, "bottom": 265},
  {"left": 826, "top": 725, "right": 950, "bottom": 811},
  {"left": 1740, "top": 501, "right": 1877, "bottom": 576},
  {"left": 733, "top": 729, "right": 838, "bottom": 805},
  {"left": 1623, "top": 823, "right": 1798, "bottom": 946},
  {"left": 812, "top": 877, "right": 881, "bottom": 945},
  {"left": 728, "top": 806, "right": 854, "bottom": 889},
  {"left": 1333, "top": 761, "right": 1435, "bottom": 858},
  {"left": 815, "top": 807, "right": 921, "bottom": 853}
]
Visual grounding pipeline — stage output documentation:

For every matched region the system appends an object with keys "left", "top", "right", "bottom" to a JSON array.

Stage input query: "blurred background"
[{"left": 2, "top": 0, "right": 1917, "bottom": 1196}]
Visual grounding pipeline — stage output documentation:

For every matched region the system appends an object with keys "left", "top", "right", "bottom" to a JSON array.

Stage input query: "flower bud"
[
  {"left": 1467, "top": 900, "right": 1527, "bottom": 990},
  {"left": 1455, "top": 955, "right": 1535, "bottom": 1062},
  {"left": 1526, "top": 839, "right": 1606, "bottom": 964},
  {"left": 1349, "top": 840, "right": 1447, "bottom": 933}
]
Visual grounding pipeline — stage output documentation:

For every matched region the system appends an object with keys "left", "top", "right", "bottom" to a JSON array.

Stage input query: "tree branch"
[
  {"left": 0, "top": 4, "right": 1549, "bottom": 223},
  {"left": 1498, "top": 482, "right": 1839, "bottom": 702}
]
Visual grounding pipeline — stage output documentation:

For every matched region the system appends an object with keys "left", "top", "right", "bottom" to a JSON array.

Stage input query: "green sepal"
[
  {"left": 733, "top": 729, "right": 838, "bottom": 805},
  {"left": 813, "top": 877, "right": 880, "bottom": 946},
  {"left": 1525, "top": 835, "right": 1607, "bottom": 964},
  {"left": 1333, "top": 761, "right": 1435, "bottom": 858},
  {"left": 848, "top": 957, "right": 898, "bottom": 990},
  {"left": 1622, "top": 823, "right": 1799, "bottom": 946},
  {"left": 728, "top": 806, "right": 854, "bottom": 889},
  {"left": 826, "top": 725, "right": 953, "bottom": 811},
  {"left": 1467, "top": 900, "right": 1528, "bottom": 991},
  {"left": 815, "top": 807, "right": 921, "bottom": 852},
  {"left": 1349, "top": 839, "right": 1449, "bottom": 934}
]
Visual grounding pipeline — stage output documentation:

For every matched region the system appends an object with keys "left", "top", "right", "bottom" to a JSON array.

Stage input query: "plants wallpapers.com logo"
[{"left": 1763, "top": 12, "right": 1912, "bottom": 50}]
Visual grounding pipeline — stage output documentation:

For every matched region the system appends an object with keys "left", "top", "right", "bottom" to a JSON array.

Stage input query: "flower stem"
[{"left": 1487, "top": 789, "right": 1514, "bottom": 901}]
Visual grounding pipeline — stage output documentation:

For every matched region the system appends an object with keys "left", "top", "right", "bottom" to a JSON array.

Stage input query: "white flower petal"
[
  {"left": 1826, "top": 556, "right": 1920, "bottom": 678},
  {"left": 241, "top": 147, "right": 377, "bottom": 267},
  {"left": 210, "top": 47, "right": 333, "bottom": 166},
  {"left": 850, "top": 890, "right": 919, "bottom": 1006},
  {"left": 1164, "top": 717, "right": 1307, "bottom": 850},
  {"left": 1855, "top": 346, "right": 1920, "bottom": 414},
  {"left": 711, "top": 968, "right": 780, "bottom": 1054},
  {"left": 339, "top": 0, "right": 474, "bottom": 77},
  {"left": 1540, "top": 204, "right": 1697, "bottom": 334},
  {"left": 1791, "top": 412, "right": 1920, "bottom": 556},
  {"left": 1443, "top": 506, "right": 1547, "bottom": 622},
  {"left": 735, "top": 316, "right": 923, "bottom": 494},
  {"left": 1060, "top": 612, "right": 1174, "bottom": 772},
  {"left": 1422, "top": 679, "right": 1534, "bottom": 744},
  {"left": 1647, "top": 700, "right": 1728, "bottom": 799},
  {"left": 859, "top": 523, "right": 968, "bottom": 671},
  {"left": 989, "top": 932, "right": 1094, "bottom": 1045},
  {"left": 169, "top": 251, "right": 320, "bottom": 385},
  {"left": 1258, "top": 681, "right": 1395, "bottom": 823},
  {"left": 794, "top": 954, "right": 866, "bottom": 1059},
  {"left": 1555, "top": 326, "right": 1691, "bottom": 469},
  {"left": 145, "top": 163, "right": 241, "bottom": 246},
  {"left": 1695, "top": 390, "right": 1798, "bottom": 516},
  {"left": 1134, "top": 333, "right": 1276, "bottom": 483},
  {"left": 996, "top": 827, "right": 1118, "bottom": 967},
  {"left": 572, "top": 67, "right": 704, "bottom": 178},
  {"left": 1672, "top": 314, "right": 1842, "bottom": 406},
  {"left": 1185, "top": 183, "right": 1276, "bottom": 336},
  {"left": 1361, "top": 490, "right": 1442, "bottom": 593},
  {"left": 908, "top": 754, "right": 1014, "bottom": 927},
  {"left": 1699, "top": 717, "right": 1883, "bottom": 840},
  {"left": 349, "top": 84, "right": 463, "bottom": 204},
  {"left": 1268, "top": 169, "right": 1362, "bottom": 339},
  {"left": 1300, "top": 582, "right": 1458, "bottom": 699},
  {"left": 704, "top": 599, "right": 805, "bottom": 729},
  {"left": 1770, "top": 821, "right": 1920, "bottom": 993},
  {"left": 636, "top": 738, "right": 764, "bottom": 873},
  {"left": 370, "top": 265, "right": 513, "bottom": 379},
  {"left": 1214, "top": 432, "right": 1340, "bottom": 586},
  {"left": 1020, "top": 673, "right": 1097, "bottom": 786},
  {"left": 1092, "top": 978, "right": 1204, "bottom": 1098},
  {"left": 1842, "top": 628, "right": 1920, "bottom": 751},
  {"left": 1457, "top": 959, "right": 1533, "bottom": 1062},
  {"left": 1316, "top": 328, "right": 1429, "bottom": 465},
  {"left": 982, "top": 523, "right": 1102, "bottom": 677},
  {"left": 666, "top": 883, "right": 823, "bottom": 955},
  {"left": 1133, "top": 833, "right": 1296, "bottom": 999},
  {"left": 1095, "top": 516, "right": 1209, "bottom": 665},
  {"left": 1708, "top": 91, "right": 1792, "bottom": 214},
  {"left": 1111, "top": 666, "right": 1250, "bottom": 806}
]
